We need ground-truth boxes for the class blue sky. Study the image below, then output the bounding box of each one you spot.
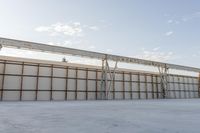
[0,0,200,68]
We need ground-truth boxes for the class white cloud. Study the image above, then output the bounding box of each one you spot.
[35,22,99,37]
[106,49,113,53]
[152,47,160,51]
[88,26,99,31]
[35,26,51,32]
[167,19,180,24]
[167,20,173,23]
[135,48,175,62]
[166,11,200,27]
[165,31,174,36]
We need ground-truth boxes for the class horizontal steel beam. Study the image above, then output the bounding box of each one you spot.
[0,37,200,72]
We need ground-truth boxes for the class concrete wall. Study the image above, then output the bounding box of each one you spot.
[0,56,199,101]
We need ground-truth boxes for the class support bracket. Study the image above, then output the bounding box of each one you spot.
[158,65,169,98]
[100,55,118,100]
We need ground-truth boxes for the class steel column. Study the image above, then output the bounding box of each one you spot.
[0,61,6,101]
[199,73,200,98]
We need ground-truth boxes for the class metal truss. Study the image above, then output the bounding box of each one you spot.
[100,55,118,100]
[158,65,169,98]
[0,37,200,99]
[0,37,200,72]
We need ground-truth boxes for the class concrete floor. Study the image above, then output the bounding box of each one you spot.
[0,99,200,133]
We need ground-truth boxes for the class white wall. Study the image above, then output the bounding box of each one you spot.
[0,59,199,101]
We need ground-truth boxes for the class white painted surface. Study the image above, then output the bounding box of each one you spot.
[0,57,199,101]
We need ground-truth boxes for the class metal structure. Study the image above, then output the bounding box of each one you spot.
[0,37,200,99]
[0,56,199,101]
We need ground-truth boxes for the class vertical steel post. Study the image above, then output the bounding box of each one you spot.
[0,61,6,101]
[183,77,187,98]
[112,72,115,100]
[198,73,200,98]
[151,75,154,99]
[75,68,78,100]
[130,73,133,99]
[65,66,68,100]
[187,77,190,99]
[122,72,125,100]
[138,74,141,99]
[156,75,159,99]
[86,68,88,100]
[50,65,53,101]
[100,59,105,100]
[19,62,24,101]
[95,69,98,100]
[144,75,148,99]
[35,64,40,101]
[192,78,195,98]
[178,77,181,98]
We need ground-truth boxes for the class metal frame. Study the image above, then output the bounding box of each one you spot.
[158,65,169,98]
[199,73,200,98]
[0,37,200,99]
[65,66,69,100]
[19,62,24,101]
[0,37,200,72]
[0,61,6,100]
[35,64,40,100]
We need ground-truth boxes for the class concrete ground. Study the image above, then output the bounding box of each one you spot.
[0,99,200,133]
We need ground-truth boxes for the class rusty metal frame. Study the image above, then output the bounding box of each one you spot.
[187,77,191,99]
[0,61,6,101]
[130,73,133,99]
[95,69,98,100]
[144,75,148,99]
[198,73,200,98]
[177,77,181,98]
[65,66,68,100]
[122,72,125,100]
[0,59,199,101]
[183,77,186,98]
[138,74,141,99]
[50,65,53,100]
[156,75,159,98]
[112,72,115,100]
[151,75,154,99]
[19,62,24,101]
[35,64,40,100]
[86,68,88,100]
[75,68,78,100]
[192,78,195,98]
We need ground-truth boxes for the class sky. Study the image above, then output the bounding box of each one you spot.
[0,0,200,69]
